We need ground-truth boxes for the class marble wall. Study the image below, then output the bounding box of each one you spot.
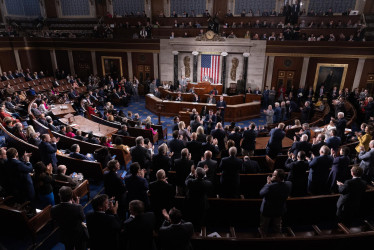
[159,38,266,91]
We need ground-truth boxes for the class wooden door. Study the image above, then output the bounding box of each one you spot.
[275,70,295,90]
[213,0,227,20]
[44,0,58,18]
[95,0,107,17]
[366,74,374,96]
[151,0,164,18]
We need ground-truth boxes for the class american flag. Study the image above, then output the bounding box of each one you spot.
[201,54,220,84]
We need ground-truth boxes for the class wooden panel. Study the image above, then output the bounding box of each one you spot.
[213,0,227,20]
[271,56,303,89]
[305,57,359,91]
[18,50,40,73]
[95,51,128,78]
[0,50,17,72]
[131,52,154,81]
[44,0,58,18]
[55,50,70,75]
[38,50,53,76]
[151,0,164,18]
[95,0,107,17]
[359,59,374,91]
[364,0,374,14]
[73,51,92,81]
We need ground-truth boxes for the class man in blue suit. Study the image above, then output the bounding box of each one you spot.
[39,134,59,172]
[358,140,374,183]
[273,102,282,123]
[266,123,286,159]
[216,96,227,125]
[325,129,341,152]
[307,145,333,195]
[4,148,34,203]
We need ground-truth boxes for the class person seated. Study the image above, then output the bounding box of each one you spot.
[65,126,76,138]
[69,144,94,161]
[74,130,87,141]
[175,93,183,102]
[145,122,157,135]
[87,132,100,144]
[113,137,130,154]
[55,164,79,188]
[117,125,130,136]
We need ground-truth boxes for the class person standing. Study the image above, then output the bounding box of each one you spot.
[216,96,227,125]
[266,123,286,159]
[336,166,368,226]
[284,151,309,197]
[358,140,374,183]
[241,123,257,156]
[259,169,292,236]
[51,186,87,250]
[132,76,139,102]
[218,147,243,198]
[39,134,59,172]
[264,105,274,126]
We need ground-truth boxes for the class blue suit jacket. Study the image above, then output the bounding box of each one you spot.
[325,136,341,152]
[5,158,34,202]
[267,128,285,151]
[259,181,292,217]
[39,141,58,166]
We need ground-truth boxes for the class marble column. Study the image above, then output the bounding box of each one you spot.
[192,51,199,82]
[172,51,179,85]
[299,57,310,88]
[352,58,366,90]
[221,52,228,92]
[266,56,275,87]
[127,52,133,79]
[153,53,159,79]
[50,49,58,73]
[68,50,75,75]
[14,49,21,71]
[242,53,250,88]
[91,51,98,76]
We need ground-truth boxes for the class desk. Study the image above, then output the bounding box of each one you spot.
[146,94,261,122]
[51,104,76,117]
[187,82,223,95]
[59,115,118,138]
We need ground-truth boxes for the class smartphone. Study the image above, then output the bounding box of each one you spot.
[121,170,127,179]
[111,155,116,159]
[72,172,77,178]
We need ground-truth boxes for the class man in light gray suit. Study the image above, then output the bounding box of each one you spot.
[358,140,374,183]
[206,94,216,104]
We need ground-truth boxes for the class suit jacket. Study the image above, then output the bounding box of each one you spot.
[48,123,60,132]
[291,140,312,157]
[210,128,226,151]
[311,141,326,156]
[206,97,216,104]
[325,136,341,152]
[241,129,257,151]
[218,156,242,198]
[228,132,242,151]
[130,145,151,169]
[103,171,126,201]
[259,181,292,217]
[335,118,347,140]
[308,154,333,194]
[197,158,217,183]
[285,159,308,196]
[122,212,156,250]
[216,101,227,115]
[174,158,194,186]
[148,180,175,214]
[151,153,172,180]
[358,148,374,181]
[185,176,213,211]
[201,142,220,159]
[124,174,149,206]
[337,177,367,217]
[241,159,260,174]
[86,211,122,250]
[4,158,34,202]
[69,152,89,161]
[39,141,58,167]
[267,128,285,152]
[51,203,86,244]
[168,138,185,161]
[327,155,351,193]
[158,220,194,250]
[186,140,202,165]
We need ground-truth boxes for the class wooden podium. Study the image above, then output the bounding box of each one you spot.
[187,81,223,95]
[156,102,164,125]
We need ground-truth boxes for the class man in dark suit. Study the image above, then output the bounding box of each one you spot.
[332,112,347,142]
[158,208,194,250]
[300,101,311,124]
[197,150,217,185]
[167,130,185,162]
[290,134,312,157]
[130,136,152,170]
[185,167,213,232]
[201,135,220,160]
[311,133,326,156]
[266,123,286,159]
[336,166,368,226]
[190,115,202,133]
[218,147,243,198]
[241,123,257,156]
[173,148,194,196]
[307,145,333,195]
[124,163,150,209]
[228,126,243,154]
[116,125,130,136]
[171,116,180,132]
[122,200,156,250]
[86,194,122,250]
[4,148,34,203]
[69,144,90,161]
[325,129,341,152]
[39,134,59,172]
[51,186,87,250]
[216,96,227,124]
[203,109,216,134]
[186,132,203,166]
[241,155,260,174]
[285,150,309,197]
[46,117,60,132]
[259,169,292,236]
[148,169,175,228]
[150,144,172,182]
[206,94,216,104]
[210,122,226,151]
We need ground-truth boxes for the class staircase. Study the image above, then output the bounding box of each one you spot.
[364,14,374,41]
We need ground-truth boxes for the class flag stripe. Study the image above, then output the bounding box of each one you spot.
[201,54,220,84]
